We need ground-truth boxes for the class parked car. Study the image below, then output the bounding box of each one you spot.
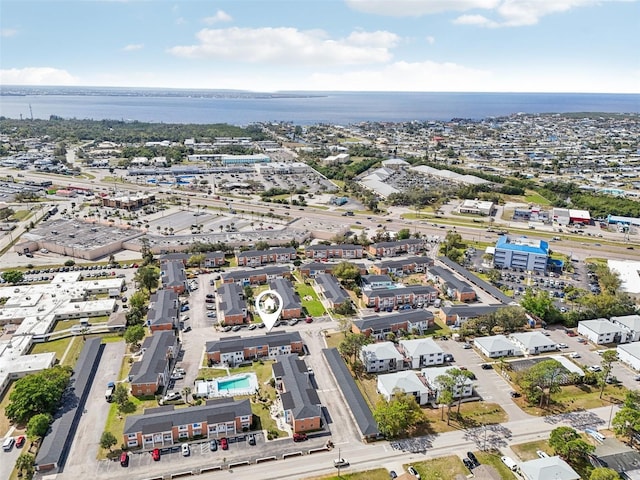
[481,363,492,370]
[510,391,521,398]
[389,471,398,479]
[210,440,218,451]
[589,365,602,372]
[220,437,229,450]
[152,448,161,461]
[462,458,475,470]
[536,450,549,458]
[467,452,479,466]
[557,343,569,349]
[182,443,190,456]
[407,466,421,479]
[120,451,129,467]
[15,435,25,448]
[501,456,518,471]
[569,352,581,358]
[334,458,349,468]
[248,434,256,446]
[293,433,308,442]
[462,343,472,349]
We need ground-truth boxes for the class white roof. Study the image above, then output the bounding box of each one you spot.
[617,341,640,359]
[399,338,443,358]
[520,456,580,480]
[473,334,517,353]
[612,314,640,332]
[421,366,473,386]
[361,342,404,361]
[608,259,640,294]
[377,371,428,396]
[579,318,623,335]
[510,331,557,350]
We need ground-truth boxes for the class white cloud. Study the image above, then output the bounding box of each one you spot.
[0,67,78,85]
[1,28,18,38]
[348,0,636,27]
[305,60,493,91]
[168,27,399,65]
[203,10,232,25]
[426,36,435,45]
[123,44,144,51]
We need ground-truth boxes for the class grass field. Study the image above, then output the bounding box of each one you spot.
[406,455,468,480]
[29,337,73,362]
[524,191,552,206]
[511,439,551,461]
[518,383,628,415]
[476,451,518,478]
[421,402,508,434]
[295,281,326,317]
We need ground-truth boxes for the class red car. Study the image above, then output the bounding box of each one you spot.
[120,452,129,467]
[305,317,313,323]
[293,433,307,442]
[15,435,26,448]
[152,448,161,461]
[220,437,228,450]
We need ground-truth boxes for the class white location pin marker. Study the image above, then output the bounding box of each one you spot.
[255,290,283,333]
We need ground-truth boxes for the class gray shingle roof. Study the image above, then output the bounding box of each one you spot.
[322,348,379,438]
[221,265,290,283]
[124,398,251,435]
[35,338,104,471]
[130,331,178,385]
[273,355,321,420]
[353,310,434,332]
[218,282,247,316]
[237,247,296,259]
[438,256,515,305]
[315,273,350,305]
[161,260,186,288]
[371,239,425,249]
[269,277,301,311]
[148,289,178,327]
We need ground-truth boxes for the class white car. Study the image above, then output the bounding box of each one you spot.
[536,450,549,458]
[569,352,581,358]
[182,443,190,456]
[588,365,602,372]
[557,343,568,349]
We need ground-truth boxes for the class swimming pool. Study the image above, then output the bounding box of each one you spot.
[194,373,259,398]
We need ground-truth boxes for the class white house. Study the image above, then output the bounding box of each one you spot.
[473,335,520,358]
[421,366,474,399]
[611,315,640,343]
[520,456,580,480]
[616,342,640,371]
[510,332,557,355]
[377,371,430,405]
[577,319,627,345]
[399,338,444,369]
[360,342,405,373]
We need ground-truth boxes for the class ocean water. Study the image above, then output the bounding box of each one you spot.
[1,88,638,125]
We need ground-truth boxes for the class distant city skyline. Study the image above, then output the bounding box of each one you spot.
[1,0,639,94]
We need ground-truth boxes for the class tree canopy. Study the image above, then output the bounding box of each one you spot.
[549,426,594,460]
[373,391,425,438]
[1,270,24,285]
[612,391,640,445]
[135,265,160,294]
[26,413,52,440]
[518,359,565,408]
[6,366,72,424]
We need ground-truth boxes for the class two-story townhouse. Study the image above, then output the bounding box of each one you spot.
[272,355,322,433]
[368,238,426,257]
[304,244,364,260]
[236,247,297,267]
[360,342,405,373]
[399,338,444,369]
[360,274,395,290]
[362,285,439,309]
[421,366,474,400]
[577,319,628,344]
[220,266,291,286]
[352,310,435,339]
[123,398,253,448]
[269,277,302,320]
[473,335,519,358]
[370,256,433,276]
[314,273,351,309]
[160,260,188,294]
[216,283,248,326]
[129,331,180,397]
[611,315,640,343]
[299,261,368,278]
[205,332,304,366]
[438,304,503,327]
[377,371,430,405]
[147,289,179,332]
[426,266,476,302]
[159,251,225,268]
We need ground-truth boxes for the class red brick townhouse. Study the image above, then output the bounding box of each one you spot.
[129,331,180,397]
[298,261,368,278]
[352,310,435,339]
[370,256,433,276]
[216,282,248,326]
[236,247,297,267]
[221,266,291,286]
[367,239,426,258]
[160,260,187,294]
[269,277,302,320]
[426,266,476,302]
[361,284,439,310]
[272,355,322,433]
[147,289,179,332]
[205,331,304,367]
[438,304,502,326]
[159,251,225,268]
[123,398,252,449]
[304,244,364,260]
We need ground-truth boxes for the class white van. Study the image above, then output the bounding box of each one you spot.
[501,456,518,471]
[3,436,15,451]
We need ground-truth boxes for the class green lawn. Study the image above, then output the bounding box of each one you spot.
[295,281,326,317]
[519,384,628,416]
[420,402,508,434]
[405,456,468,480]
[475,451,517,479]
[524,191,552,206]
[511,439,551,461]
[29,337,73,362]
[10,209,32,221]
[324,331,345,350]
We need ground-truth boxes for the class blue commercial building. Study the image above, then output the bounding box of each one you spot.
[493,236,549,273]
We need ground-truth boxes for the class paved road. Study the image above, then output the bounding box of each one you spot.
[60,340,126,478]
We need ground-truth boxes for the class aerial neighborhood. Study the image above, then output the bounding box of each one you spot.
[1,113,640,480]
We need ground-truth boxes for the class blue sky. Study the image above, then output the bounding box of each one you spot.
[1,0,639,93]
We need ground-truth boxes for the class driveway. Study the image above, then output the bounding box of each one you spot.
[57,340,126,479]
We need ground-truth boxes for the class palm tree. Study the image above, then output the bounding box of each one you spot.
[182,386,192,404]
